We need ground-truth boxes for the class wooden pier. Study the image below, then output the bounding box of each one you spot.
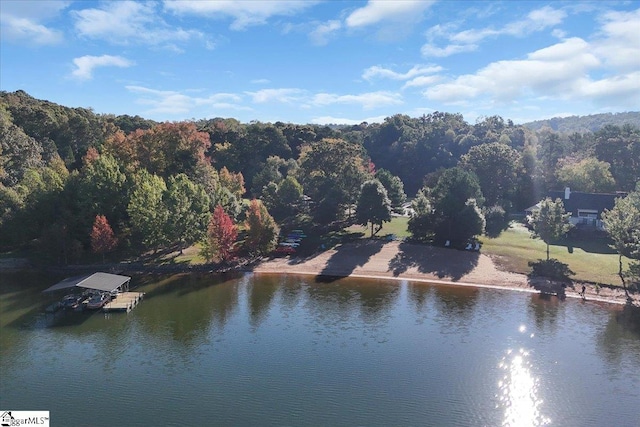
[103,292,144,312]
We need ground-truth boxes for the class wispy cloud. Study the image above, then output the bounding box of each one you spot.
[72,55,134,80]
[72,1,205,48]
[311,115,387,125]
[346,0,435,28]
[126,85,248,116]
[362,64,442,81]
[245,88,307,104]
[0,0,68,45]
[312,91,403,110]
[309,20,342,45]
[164,0,320,30]
[345,0,436,40]
[423,5,567,57]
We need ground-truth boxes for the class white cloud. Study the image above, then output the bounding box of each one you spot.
[0,0,68,45]
[72,55,134,80]
[246,88,307,104]
[362,64,442,81]
[421,36,639,109]
[423,5,567,57]
[126,85,248,116]
[72,1,203,47]
[164,0,320,30]
[592,8,640,71]
[421,43,478,57]
[312,91,403,110]
[311,115,387,125]
[309,20,342,45]
[346,0,434,28]
[402,75,442,89]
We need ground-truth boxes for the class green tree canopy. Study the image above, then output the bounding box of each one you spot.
[601,190,640,294]
[355,179,392,237]
[529,198,572,260]
[297,138,370,223]
[244,199,279,255]
[459,142,520,208]
[430,167,485,244]
[556,157,616,193]
[127,169,168,251]
[164,173,210,253]
[374,169,406,209]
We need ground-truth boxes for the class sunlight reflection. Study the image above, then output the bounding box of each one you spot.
[498,348,551,427]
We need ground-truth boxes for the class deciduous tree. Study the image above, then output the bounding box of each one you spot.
[355,180,392,237]
[90,214,117,261]
[205,205,238,262]
[164,174,210,254]
[128,170,168,251]
[244,199,279,255]
[601,189,640,295]
[530,198,572,261]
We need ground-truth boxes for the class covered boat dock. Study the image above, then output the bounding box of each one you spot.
[43,272,132,294]
[43,272,143,312]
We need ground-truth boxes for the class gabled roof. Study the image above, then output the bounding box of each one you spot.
[43,272,131,293]
[547,191,624,216]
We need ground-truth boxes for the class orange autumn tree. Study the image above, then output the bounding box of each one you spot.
[90,214,118,262]
[244,199,279,255]
[205,205,238,262]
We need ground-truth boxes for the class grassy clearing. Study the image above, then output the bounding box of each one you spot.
[345,216,411,239]
[480,222,631,286]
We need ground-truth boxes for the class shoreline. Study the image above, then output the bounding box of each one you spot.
[252,240,639,307]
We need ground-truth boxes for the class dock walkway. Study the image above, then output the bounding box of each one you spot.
[103,292,144,312]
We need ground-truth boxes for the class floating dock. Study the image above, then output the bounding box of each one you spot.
[103,292,144,312]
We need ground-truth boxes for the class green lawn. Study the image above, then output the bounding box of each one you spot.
[480,222,631,286]
[345,216,411,239]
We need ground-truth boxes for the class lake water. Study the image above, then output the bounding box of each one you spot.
[1,272,639,427]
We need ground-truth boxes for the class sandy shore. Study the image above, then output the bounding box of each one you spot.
[253,240,639,306]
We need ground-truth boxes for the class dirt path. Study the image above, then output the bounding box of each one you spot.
[253,240,639,306]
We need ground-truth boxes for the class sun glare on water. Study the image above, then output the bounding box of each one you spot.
[497,327,551,427]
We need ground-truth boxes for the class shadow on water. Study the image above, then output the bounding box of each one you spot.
[316,239,385,283]
[247,274,281,328]
[596,303,640,367]
[141,271,242,298]
[388,242,479,281]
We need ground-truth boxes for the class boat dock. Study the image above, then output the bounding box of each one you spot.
[103,292,144,312]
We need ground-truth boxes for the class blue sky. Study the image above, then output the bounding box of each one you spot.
[1,1,639,125]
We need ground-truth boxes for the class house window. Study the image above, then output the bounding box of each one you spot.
[577,209,598,218]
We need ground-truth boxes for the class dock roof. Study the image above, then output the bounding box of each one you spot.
[43,272,131,293]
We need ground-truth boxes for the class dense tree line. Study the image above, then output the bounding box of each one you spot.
[1,90,638,266]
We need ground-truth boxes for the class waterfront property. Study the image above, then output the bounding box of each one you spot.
[2,273,639,426]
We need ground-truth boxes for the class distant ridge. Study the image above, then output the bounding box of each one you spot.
[523,112,640,133]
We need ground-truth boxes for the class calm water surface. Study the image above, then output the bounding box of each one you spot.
[1,273,639,426]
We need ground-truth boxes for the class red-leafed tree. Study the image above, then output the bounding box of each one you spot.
[90,214,118,262]
[206,205,238,262]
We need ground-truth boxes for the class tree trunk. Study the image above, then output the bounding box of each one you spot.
[619,254,629,298]
[371,222,374,238]
[546,242,550,261]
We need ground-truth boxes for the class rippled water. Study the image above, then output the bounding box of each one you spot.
[1,273,639,426]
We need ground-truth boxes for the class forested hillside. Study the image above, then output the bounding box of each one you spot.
[1,90,639,263]
[523,112,640,133]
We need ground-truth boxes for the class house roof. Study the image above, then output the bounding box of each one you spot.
[547,191,624,216]
[43,272,131,293]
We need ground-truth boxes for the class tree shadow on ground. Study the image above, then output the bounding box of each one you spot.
[387,242,479,281]
[526,259,576,299]
[316,239,385,283]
